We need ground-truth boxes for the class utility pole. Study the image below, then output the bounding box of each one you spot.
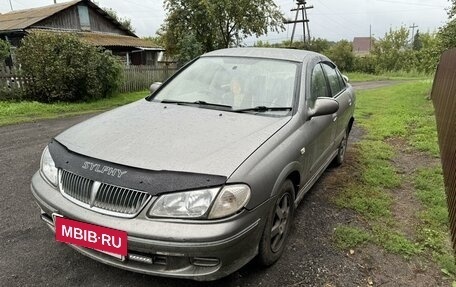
[369,24,372,51]
[8,0,13,11]
[284,0,313,45]
[409,23,418,44]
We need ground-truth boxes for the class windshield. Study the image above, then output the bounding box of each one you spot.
[152,56,298,114]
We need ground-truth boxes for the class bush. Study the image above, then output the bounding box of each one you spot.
[17,31,123,102]
[324,40,355,72]
[0,38,10,62]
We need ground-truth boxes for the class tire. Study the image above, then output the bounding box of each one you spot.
[333,130,349,166]
[258,179,295,266]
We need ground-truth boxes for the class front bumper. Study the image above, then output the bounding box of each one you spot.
[31,172,270,281]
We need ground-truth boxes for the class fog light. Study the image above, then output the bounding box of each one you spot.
[191,257,220,267]
[128,253,153,264]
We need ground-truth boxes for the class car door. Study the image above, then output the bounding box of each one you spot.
[320,62,351,147]
[301,63,337,180]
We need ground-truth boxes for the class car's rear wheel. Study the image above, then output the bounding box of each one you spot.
[333,130,349,166]
[258,179,295,266]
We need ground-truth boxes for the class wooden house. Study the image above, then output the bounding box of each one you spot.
[0,0,164,66]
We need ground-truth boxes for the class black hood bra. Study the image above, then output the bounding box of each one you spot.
[48,140,227,195]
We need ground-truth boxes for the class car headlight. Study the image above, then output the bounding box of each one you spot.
[149,184,251,219]
[40,146,58,186]
[149,188,220,218]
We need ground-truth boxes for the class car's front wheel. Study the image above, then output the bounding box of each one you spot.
[258,179,295,266]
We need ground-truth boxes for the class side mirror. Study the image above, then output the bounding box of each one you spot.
[149,82,162,94]
[308,98,339,120]
[342,75,350,83]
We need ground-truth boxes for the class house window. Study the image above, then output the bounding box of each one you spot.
[78,5,91,31]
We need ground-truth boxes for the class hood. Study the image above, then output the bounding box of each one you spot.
[55,99,291,177]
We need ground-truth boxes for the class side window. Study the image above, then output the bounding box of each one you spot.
[309,64,328,107]
[336,69,347,88]
[321,63,342,97]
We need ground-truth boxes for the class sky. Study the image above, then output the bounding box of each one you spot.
[0,0,451,44]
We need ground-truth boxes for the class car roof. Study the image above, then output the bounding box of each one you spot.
[202,47,323,63]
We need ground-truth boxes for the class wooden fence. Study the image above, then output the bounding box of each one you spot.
[431,48,456,253]
[0,66,27,100]
[0,65,178,100]
[120,65,177,93]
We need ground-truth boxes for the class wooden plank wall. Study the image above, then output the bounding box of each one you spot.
[33,6,81,30]
[431,48,456,253]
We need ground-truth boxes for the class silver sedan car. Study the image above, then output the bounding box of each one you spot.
[31,48,355,281]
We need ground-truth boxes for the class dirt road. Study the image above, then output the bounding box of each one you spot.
[351,80,409,91]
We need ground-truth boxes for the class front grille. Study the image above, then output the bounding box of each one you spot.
[60,170,93,204]
[93,183,151,215]
[59,170,151,218]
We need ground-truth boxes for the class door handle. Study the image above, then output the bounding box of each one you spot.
[348,99,352,106]
[332,115,338,122]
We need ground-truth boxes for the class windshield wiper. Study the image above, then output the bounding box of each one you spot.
[161,100,232,109]
[232,106,293,113]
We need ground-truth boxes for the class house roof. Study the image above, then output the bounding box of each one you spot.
[0,0,136,36]
[0,0,79,32]
[77,32,163,50]
[0,0,81,31]
[26,29,163,50]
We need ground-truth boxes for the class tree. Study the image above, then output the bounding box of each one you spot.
[17,31,123,102]
[412,30,423,51]
[102,7,135,33]
[438,18,456,50]
[370,27,411,72]
[161,0,285,61]
[448,0,456,18]
[438,0,456,50]
[415,32,441,73]
[254,38,332,53]
[254,40,274,48]
[324,40,354,72]
[203,0,285,48]
[176,32,204,65]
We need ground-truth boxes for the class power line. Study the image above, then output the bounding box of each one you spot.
[374,0,447,9]
[313,0,361,36]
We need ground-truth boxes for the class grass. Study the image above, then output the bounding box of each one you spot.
[333,80,455,275]
[0,90,148,126]
[334,226,371,249]
[414,167,456,275]
[346,71,432,82]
